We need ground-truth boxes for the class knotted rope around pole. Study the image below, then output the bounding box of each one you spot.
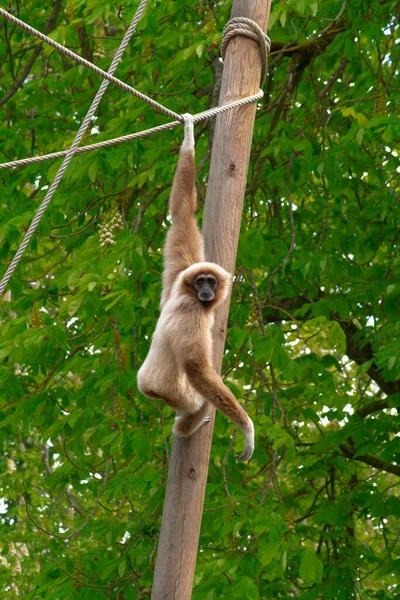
[221,17,271,83]
[0,0,149,295]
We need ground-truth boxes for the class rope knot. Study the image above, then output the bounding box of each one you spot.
[221,17,271,83]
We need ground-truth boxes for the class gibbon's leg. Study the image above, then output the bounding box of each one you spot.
[184,361,254,461]
[140,385,190,413]
[161,113,204,307]
[173,403,211,437]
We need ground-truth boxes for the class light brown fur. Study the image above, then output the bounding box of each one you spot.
[137,115,254,461]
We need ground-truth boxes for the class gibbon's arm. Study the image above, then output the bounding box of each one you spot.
[183,356,255,462]
[161,114,204,307]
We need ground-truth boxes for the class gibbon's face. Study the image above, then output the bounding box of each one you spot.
[194,273,217,302]
[179,262,231,308]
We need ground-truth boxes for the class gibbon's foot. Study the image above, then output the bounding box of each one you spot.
[235,419,255,462]
[173,408,210,437]
[172,417,211,437]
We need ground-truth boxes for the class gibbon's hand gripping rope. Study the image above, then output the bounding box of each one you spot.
[0,9,270,294]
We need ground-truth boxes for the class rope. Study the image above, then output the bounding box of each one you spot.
[221,17,271,83]
[0,0,149,295]
[0,90,263,171]
[0,8,270,293]
[0,7,181,121]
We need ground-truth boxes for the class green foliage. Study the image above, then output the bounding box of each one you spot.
[0,0,399,598]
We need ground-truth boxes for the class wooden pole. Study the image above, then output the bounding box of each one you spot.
[151,2,272,598]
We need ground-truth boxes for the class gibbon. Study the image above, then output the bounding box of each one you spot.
[137,114,254,461]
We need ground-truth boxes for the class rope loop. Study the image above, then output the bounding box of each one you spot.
[221,17,271,83]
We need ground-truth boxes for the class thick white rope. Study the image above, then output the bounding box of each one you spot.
[0,0,149,295]
[0,90,263,171]
[0,15,272,173]
[0,7,180,121]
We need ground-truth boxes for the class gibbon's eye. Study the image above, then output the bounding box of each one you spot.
[196,277,205,286]
[207,277,216,287]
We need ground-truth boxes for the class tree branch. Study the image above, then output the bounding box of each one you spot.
[340,444,400,477]
[357,399,389,418]
[262,298,399,411]
[270,24,346,59]
[337,319,400,396]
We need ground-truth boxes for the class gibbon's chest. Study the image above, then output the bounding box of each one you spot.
[156,301,214,349]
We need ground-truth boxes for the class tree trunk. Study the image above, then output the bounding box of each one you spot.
[151,2,272,598]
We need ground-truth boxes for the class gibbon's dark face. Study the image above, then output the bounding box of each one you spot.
[194,274,217,302]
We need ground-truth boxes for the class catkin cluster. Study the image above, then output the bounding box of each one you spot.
[99,205,124,247]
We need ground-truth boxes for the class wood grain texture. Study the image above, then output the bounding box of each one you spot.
[151,2,272,598]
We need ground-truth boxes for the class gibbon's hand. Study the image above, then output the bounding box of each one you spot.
[182,113,194,150]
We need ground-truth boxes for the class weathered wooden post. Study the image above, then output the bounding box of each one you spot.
[151,1,272,597]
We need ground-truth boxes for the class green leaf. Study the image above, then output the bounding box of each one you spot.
[196,44,204,58]
[355,359,373,376]
[100,561,118,581]
[259,542,281,566]
[0,347,10,362]
[118,559,126,578]
[104,291,126,311]
[296,0,305,15]
[83,426,97,442]
[328,321,346,354]
[132,251,147,274]
[300,549,323,584]
[67,409,83,427]
[68,271,82,289]
[68,296,84,317]
[88,161,97,182]
[229,326,246,349]
[382,125,393,143]
[0,224,10,247]
[231,577,259,599]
